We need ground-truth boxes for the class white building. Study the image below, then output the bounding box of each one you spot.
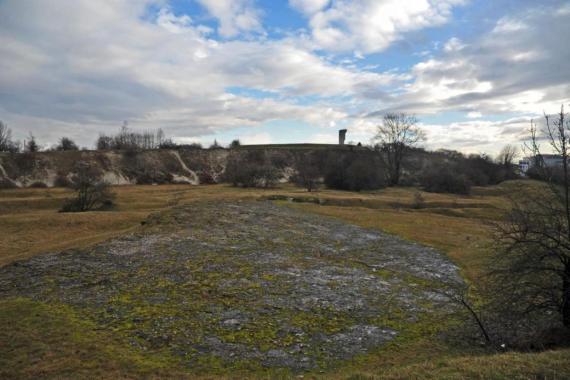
[519,154,565,175]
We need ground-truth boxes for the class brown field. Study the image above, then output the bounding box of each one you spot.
[1,181,569,379]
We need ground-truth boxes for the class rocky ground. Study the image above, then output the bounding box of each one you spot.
[0,201,462,372]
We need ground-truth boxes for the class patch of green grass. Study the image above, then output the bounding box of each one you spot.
[0,298,188,379]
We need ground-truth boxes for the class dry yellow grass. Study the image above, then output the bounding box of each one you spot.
[0,183,509,278]
[2,181,569,379]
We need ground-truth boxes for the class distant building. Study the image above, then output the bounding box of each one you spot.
[519,154,565,176]
[339,129,347,145]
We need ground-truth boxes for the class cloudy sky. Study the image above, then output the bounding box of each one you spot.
[1,0,569,153]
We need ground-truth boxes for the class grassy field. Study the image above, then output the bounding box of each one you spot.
[1,181,569,379]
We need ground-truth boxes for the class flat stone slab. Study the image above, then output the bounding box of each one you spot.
[0,201,461,371]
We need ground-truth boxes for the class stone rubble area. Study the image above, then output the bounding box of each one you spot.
[0,201,461,371]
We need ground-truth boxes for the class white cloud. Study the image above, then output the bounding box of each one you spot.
[196,0,263,37]
[443,37,466,53]
[374,3,570,117]
[289,0,330,15]
[0,0,569,155]
[0,0,393,146]
[302,0,466,53]
[492,17,528,34]
[422,117,532,155]
[156,8,193,34]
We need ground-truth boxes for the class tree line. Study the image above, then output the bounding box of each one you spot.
[0,122,241,153]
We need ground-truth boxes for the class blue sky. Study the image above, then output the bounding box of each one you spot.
[1,0,569,154]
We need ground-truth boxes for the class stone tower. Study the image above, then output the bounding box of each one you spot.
[339,129,347,145]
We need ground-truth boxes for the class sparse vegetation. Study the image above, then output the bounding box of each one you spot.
[60,161,115,212]
[491,107,570,334]
[2,181,570,378]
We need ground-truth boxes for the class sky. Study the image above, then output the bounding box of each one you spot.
[1,0,569,154]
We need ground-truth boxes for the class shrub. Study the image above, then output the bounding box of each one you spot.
[324,152,385,191]
[420,165,472,195]
[0,178,18,189]
[55,137,79,151]
[198,170,216,185]
[60,162,115,212]
[29,181,48,188]
[291,152,321,192]
[54,174,72,188]
[223,151,280,188]
[411,191,425,209]
[135,170,173,185]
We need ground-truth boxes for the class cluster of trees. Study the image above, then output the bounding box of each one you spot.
[96,124,167,151]
[0,122,43,153]
[1,121,241,154]
[1,121,85,153]
[418,149,518,195]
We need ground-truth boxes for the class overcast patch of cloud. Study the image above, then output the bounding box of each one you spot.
[378,3,570,117]
[0,0,393,146]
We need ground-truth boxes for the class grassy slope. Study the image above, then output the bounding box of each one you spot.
[1,182,569,379]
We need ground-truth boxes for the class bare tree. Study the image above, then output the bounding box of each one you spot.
[493,105,570,329]
[374,113,425,186]
[497,144,518,169]
[496,144,519,179]
[0,121,12,152]
[60,161,115,212]
[291,152,320,192]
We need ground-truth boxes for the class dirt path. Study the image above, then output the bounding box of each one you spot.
[0,201,461,371]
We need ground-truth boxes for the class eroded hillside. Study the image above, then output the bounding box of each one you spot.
[0,149,229,188]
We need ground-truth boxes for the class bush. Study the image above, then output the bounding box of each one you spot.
[29,181,48,188]
[0,178,18,189]
[459,154,505,186]
[291,152,321,192]
[412,191,425,209]
[324,152,385,191]
[420,165,471,195]
[223,151,280,188]
[135,170,173,185]
[198,170,216,185]
[55,137,79,151]
[54,174,72,188]
[60,162,115,212]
